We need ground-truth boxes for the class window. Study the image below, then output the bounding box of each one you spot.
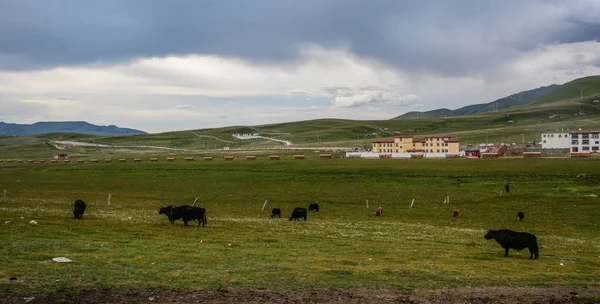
[582,134,589,139]
[593,147,599,151]
[551,134,554,137]
[437,143,439,146]
[583,140,589,145]
[571,134,579,139]
[543,134,546,138]
[543,140,546,143]
[582,146,589,151]
[558,134,561,138]
[572,140,579,145]
[591,134,599,139]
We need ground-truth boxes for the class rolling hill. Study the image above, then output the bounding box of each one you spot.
[0,121,147,136]
[393,84,559,119]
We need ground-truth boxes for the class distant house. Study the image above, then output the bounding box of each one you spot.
[372,135,460,154]
[463,148,481,158]
[53,154,68,159]
[540,131,600,153]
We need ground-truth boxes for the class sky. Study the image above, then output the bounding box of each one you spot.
[1,1,599,133]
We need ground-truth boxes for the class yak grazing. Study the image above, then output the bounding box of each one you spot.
[73,199,86,219]
[290,207,307,221]
[159,205,207,227]
[484,229,538,259]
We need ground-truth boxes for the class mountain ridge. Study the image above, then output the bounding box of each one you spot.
[392,84,559,120]
[0,121,147,136]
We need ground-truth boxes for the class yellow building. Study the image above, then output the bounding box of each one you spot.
[372,136,460,154]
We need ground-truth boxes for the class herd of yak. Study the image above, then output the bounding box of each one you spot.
[71,200,539,259]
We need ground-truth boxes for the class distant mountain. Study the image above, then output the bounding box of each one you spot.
[392,84,559,120]
[0,121,147,136]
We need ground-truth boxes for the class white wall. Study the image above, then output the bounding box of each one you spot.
[541,133,569,149]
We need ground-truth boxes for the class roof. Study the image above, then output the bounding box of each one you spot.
[372,139,394,143]
[569,131,600,134]
[394,136,413,138]
[424,136,452,139]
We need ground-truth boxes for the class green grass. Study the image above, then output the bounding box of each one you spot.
[1,159,599,293]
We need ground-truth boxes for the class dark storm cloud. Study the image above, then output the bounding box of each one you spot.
[1,0,598,75]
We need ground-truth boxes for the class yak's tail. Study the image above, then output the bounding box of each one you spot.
[531,236,539,259]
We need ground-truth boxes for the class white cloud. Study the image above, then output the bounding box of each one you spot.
[332,89,418,108]
[0,45,414,101]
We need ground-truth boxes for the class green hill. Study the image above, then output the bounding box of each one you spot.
[393,84,558,119]
[530,76,600,105]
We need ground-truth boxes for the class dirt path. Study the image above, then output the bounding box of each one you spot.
[1,287,598,304]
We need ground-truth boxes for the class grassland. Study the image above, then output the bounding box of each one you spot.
[1,158,599,298]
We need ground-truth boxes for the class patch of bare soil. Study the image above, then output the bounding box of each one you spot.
[1,287,599,304]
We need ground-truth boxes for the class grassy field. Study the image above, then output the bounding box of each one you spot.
[1,158,599,294]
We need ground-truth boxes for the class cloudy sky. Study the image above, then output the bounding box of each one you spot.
[1,1,599,133]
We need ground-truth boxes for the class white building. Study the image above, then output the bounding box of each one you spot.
[569,131,600,153]
[541,132,569,149]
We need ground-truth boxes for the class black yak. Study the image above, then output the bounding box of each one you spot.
[517,212,525,221]
[73,199,86,219]
[453,209,459,218]
[271,208,281,218]
[159,205,207,227]
[289,207,307,221]
[159,205,178,224]
[376,207,383,216]
[484,229,538,259]
[308,203,319,212]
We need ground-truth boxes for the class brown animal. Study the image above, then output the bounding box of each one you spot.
[453,209,459,217]
[376,207,383,216]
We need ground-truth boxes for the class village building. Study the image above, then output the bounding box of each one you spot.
[372,136,460,154]
[540,131,599,153]
[569,131,600,153]
[463,148,481,158]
